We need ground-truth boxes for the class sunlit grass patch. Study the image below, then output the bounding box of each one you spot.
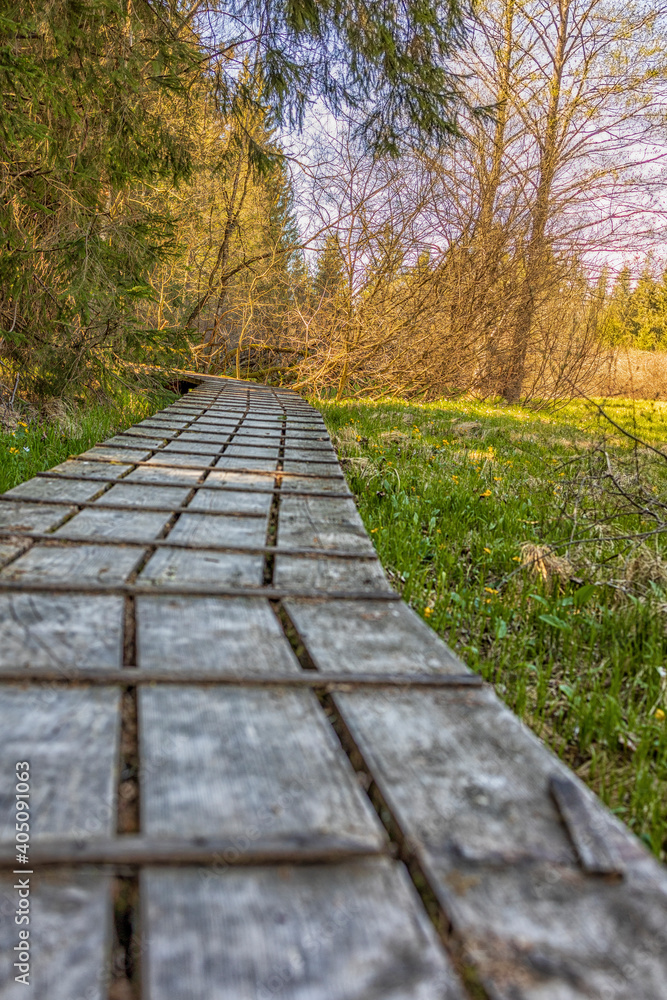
[316,394,667,860]
[0,388,176,494]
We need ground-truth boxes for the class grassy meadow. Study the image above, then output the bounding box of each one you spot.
[0,388,176,495]
[316,395,667,861]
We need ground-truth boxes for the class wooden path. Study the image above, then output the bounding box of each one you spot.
[0,374,666,1000]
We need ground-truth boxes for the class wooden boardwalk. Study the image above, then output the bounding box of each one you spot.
[0,374,666,1000]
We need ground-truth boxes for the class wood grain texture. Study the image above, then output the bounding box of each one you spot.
[0,593,124,667]
[126,466,204,485]
[178,430,233,444]
[118,425,170,438]
[215,456,279,471]
[138,547,264,586]
[0,543,144,583]
[140,687,384,844]
[0,870,113,1000]
[282,459,346,476]
[0,542,25,568]
[100,483,193,508]
[136,421,190,433]
[50,458,133,479]
[0,501,75,533]
[188,487,272,516]
[142,858,463,1000]
[6,476,104,503]
[136,596,298,672]
[146,451,218,468]
[285,598,467,676]
[280,476,352,495]
[205,469,273,489]
[162,440,223,455]
[274,554,389,591]
[0,686,120,839]
[166,512,268,546]
[104,434,166,449]
[55,507,172,541]
[81,445,153,462]
[277,496,374,553]
[334,687,667,999]
[233,429,282,441]
[223,444,281,460]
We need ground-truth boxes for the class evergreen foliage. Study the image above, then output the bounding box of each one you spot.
[601,269,667,351]
[0,0,469,399]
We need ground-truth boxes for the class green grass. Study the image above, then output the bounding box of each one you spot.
[0,388,176,494]
[315,395,667,860]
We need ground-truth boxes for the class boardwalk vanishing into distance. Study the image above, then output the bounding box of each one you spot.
[0,374,666,999]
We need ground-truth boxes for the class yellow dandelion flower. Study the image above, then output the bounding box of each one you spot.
[485,587,498,594]
[479,489,492,497]
[484,547,491,554]
[424,608,433,617]
[655,708,665,722]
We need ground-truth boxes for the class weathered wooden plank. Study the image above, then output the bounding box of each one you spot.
[138,547,264,586]
[0,870,113,1000]
[0,501,76,533]
[136,596,299,672]
[282,459,346,476]
[277,496,374,553]
[136,419,191,431]
[125,466,204,485]
[162,440,223,455]
[98,482,193,508]
[280,476,352,495]
[117,424,170,439]
[0,542,25,568]
[188,486,272,516]
[55,507,172,541]
[177,430,233,444]
[285,598,467,676]
[205,469,272,489]
[223,444,281,459]
[0,543,144,584]
[283,442,336,454]
[6,476,104,503]
[81,445,154,463]
[142,858,463,1000]
[140,687,384,844]
[233,428,282,440]
[50,458,134,480]
[104,434,166,449]
[167,512,268,546]
[0,686,120,839]
[550,775,624,876]
[146,451,218,468]
[192,416,245,426]
[0,594,124,667]
[273,554,390,591]
[215,456,279,471]
[333,687,667,999]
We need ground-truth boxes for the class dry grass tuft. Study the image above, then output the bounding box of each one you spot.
[379,430,410,444]
[521,543,574,585]
[624,547,667,588]
[451,420,482,436]
[0,402,19,433]
[331,425,361,450]
[341,456,375,477]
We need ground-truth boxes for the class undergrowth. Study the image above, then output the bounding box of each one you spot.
[316,395,667,861]
[0,387,176,494]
